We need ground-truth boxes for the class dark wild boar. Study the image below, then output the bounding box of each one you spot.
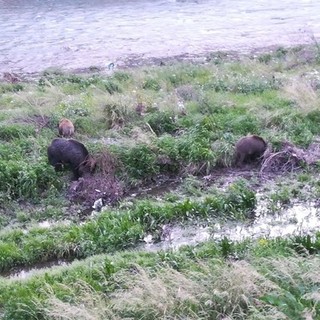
[235,135,267,166]
[47,138,96,180]
[58,118,75,138]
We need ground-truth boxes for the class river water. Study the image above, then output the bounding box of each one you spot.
[1,0,320,74]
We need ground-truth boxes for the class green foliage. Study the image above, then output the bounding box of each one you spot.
[0,124,35,141]
[291,234,317,254]
[157,135,180,161]
[203,73,279,95]
[221,112,260,135]
[74,117,107,136]
[219,236,234,258]
[258,53,273,64]
[258,47,289,64]
[305,109,320,135]
[163,64,211,87]
[0,83,23,93]
[193,104,261,136]
[2,236,320,320]
[261,291,306,319]
[0,184,257,273]
[224,179,256,216]
[206,51,231,65]
[0,159,62,201]
[103,102,135,129]
[0,242,24,271]
[211,135,235,167]
[146,111,178,135]
[117,144,159,179]
[268,184,301,212]
[2,45,320,320]
[38,72,102,89]
[57,101,91,118]
[155,118,221,173]
[113,71,132,82]
[142,78,161,91]
[103,79,122,94]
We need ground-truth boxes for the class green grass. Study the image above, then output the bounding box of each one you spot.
[1,235,320,319]
[1,44,320,319]
[0,180,256,273]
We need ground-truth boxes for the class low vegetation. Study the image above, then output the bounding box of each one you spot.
[1,235,320,320]
[1,44,320,319]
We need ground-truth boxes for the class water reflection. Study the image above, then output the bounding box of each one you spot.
[4,202,320,280]
[143,203,320,252]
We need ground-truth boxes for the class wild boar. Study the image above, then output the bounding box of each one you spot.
[235,135,267,166]
[47,138,96,180]
[58,118,75,138]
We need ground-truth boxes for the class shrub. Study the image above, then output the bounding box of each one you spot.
[0,159,62,201]
[0,124,35,141]
[74,117,107,136]
[214,111,261,135]
[38,72,101,89]
[103,80,122,94]
[203,74,279,94]
[146,111,178,135]
[113,71,131,82]
[104,103,133,129]
[225,179,256,216]
[117,144,159,180]
[142,78,161,91]
[305,110,320,135]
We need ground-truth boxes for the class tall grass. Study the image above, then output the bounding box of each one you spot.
[2,237,320,320]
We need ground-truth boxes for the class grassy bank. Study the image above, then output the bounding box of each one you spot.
[1,45,320,209]
[1,44,320,319]
[1,235,320,319]
[0,180,255,273]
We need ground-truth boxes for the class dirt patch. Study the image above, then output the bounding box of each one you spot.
[68,175,124,208]
[67,150,124,210]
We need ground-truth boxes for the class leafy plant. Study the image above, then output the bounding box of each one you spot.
[0,124,35,141]
[117,144,159,180]
[142,78,161,91]
[146,111,178,135]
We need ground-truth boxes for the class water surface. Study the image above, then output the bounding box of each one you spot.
[1,0,320,74]
[4,201,319,280]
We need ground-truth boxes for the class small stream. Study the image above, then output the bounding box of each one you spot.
[5,200,320,280]
[2,259,69,280]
